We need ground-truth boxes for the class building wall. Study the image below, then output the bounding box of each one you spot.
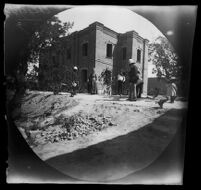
[148,77,167,95]
[75,27,96,90]
[39,21,149,95]
[94,22,118,76]
[112,31,149,95]
[142,39,149,95]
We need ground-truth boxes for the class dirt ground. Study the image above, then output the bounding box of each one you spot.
[12,90,187,182]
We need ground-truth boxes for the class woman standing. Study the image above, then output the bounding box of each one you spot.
[89,69,97,94]
[166,79,177,103]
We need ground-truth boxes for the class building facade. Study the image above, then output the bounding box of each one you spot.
[39,21,149,95]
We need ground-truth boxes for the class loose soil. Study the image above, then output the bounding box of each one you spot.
[12,90,187,182]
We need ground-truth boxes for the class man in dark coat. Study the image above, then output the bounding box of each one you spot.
[128,59,139,101]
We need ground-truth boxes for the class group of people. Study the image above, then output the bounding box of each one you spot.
[70,67,98,97]
[70,59,177,105]
[117,59,144,101]
[70,59,144,100]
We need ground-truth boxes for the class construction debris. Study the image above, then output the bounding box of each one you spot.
[26,112,117,147]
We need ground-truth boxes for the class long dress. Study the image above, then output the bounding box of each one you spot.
[166,82,177,102]
[90,73,97,94]
[167,82,177,97]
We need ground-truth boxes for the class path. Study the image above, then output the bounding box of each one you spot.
[46,108,186,182]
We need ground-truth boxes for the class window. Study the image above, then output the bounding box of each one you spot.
[106,44,112,58]
[122,47,127,60]
[82,43,88,56]
[137,49,141,63]
[66,48,71,59]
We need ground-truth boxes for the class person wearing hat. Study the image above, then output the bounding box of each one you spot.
[70,66,79,97]
[128,59,139,101]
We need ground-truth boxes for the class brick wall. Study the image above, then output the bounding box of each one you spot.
[39,22,149,94]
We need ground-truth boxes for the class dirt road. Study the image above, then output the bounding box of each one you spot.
[13,91,187,182]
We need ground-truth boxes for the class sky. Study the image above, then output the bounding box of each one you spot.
[55,6,165,77]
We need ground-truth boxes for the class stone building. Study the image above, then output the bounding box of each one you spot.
[39,21,149,95]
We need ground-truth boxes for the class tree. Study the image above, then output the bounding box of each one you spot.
[27,16,74,91]
[100,68,112,95]
[28,16,74,63]
[148,36,182,81]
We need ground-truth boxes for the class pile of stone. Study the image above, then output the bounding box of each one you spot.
[33,112,116,145]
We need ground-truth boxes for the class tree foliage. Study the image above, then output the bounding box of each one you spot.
[100,68,112,87]
[148,36,182,80]
[28,16,74,63]
[26,16,74,91]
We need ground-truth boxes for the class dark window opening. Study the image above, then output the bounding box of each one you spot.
[137,49,141,63]
[82,43,88,56]
[67,48,71,59]
[122,47,127,60]
[106,44,112,58]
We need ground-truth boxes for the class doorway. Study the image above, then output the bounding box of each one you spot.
[80,69,88,92]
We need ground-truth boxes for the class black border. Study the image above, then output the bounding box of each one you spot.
[2,0,200,186]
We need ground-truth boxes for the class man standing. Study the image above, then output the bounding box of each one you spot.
[136,70,144,98]
[128,59,139,101]
[70,66,79,97]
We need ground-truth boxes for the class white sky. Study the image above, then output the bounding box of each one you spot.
[56,6,164,77]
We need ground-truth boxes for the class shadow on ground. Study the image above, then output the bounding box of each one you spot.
[95,95,150,102]
[46,108,186,182]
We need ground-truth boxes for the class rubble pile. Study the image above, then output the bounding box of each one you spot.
[31,112,117,146]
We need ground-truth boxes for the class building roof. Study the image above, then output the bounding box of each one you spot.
[60,21,146,42]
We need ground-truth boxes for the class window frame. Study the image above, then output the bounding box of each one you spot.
[82,43,88,57]
[106,43,113,58]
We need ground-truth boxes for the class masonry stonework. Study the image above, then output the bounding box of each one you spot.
[39,21,149,95]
